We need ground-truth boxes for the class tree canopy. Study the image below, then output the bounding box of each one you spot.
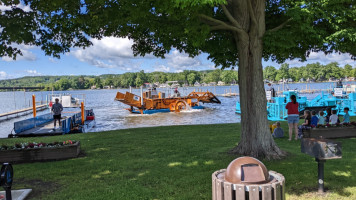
[2,0,355,63]
[2,0,355,159]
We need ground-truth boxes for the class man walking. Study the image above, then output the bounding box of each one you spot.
[51,98,63,130]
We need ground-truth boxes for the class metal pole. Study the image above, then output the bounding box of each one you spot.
[140,86,143,106]
[6,187,12,200]
[316,158,325,193]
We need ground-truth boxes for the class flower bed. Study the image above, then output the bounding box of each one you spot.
[0,140,80,163]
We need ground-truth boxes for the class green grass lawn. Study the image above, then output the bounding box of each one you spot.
[0,120,356,200]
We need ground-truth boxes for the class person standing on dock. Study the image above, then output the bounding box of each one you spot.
[52,98,63,130]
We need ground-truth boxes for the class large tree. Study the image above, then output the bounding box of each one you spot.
[2,0,356,159]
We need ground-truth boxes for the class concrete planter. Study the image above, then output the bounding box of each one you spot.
[0,142,80,163]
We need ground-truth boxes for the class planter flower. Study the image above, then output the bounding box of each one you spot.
[0,140,81,163]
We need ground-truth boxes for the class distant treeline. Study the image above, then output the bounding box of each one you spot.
[0,70,238,90]
[0,62,355,91]
[264,62,355,82]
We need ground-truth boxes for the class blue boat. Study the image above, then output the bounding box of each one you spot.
[130,106,205,114]
[10,109,96,137]
[236,89,356,121]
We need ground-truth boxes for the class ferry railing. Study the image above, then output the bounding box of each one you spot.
[14,113,53,133]
[48,94,86,108]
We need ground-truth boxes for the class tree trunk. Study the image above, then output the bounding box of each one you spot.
[229,0,286,160]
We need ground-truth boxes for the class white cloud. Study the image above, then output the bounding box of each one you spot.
[71,37,210,72]
[1,44,37,62]
[24,70,41,76]
[0,3,32,12]
[0,71,8,80]
[286,52,355,67]
[165,50,201,71]
[71,37,141,70]
[153,65,170,72]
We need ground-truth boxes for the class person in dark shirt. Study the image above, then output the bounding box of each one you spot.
[310,110,318,127]
[298,110,311,138]
[325,107,332,123]
[51,98,63,130]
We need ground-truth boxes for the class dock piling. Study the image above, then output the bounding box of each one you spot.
[32,95,36,118]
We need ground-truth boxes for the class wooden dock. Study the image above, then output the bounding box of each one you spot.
[0,104,48,118]
[216,93,239,97]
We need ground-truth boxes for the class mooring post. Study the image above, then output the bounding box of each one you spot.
[316,158,326,193]
[140,86,143,106]
[81,102,85,125]
[32,95,36,118]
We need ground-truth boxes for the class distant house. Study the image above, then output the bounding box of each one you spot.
[103,85,115,89]
[217,81,225,86]
[209,82,217,86]
[143,83,151,88]
[91,85,97,90]
[299,78,305,82]
[287,78,293,83]
[194,81,201,87]
[328,77,336,82]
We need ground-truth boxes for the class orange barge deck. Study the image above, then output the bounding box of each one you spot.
[115,90,221,114]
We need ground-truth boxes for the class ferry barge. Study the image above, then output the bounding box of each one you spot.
[9,94,95,138]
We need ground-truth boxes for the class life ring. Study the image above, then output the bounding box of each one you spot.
[174,101,187,112]
[49,101,53,107]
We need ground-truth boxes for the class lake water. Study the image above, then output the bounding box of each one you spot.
[0,82,354,138]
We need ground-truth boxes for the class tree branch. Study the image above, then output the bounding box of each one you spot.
[210,25,228,31]
[199,14,245,34]
[220,4,244,31]
[266,18,292,34]
[246,0,257,27]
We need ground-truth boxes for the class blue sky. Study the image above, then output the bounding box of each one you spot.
[1,37,355,80]
[1,2,355,80]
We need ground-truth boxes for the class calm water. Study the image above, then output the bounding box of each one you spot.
[0,82,353,138]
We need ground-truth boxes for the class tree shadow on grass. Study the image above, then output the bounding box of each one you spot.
[284,138,356,199]
[14,178,61,200]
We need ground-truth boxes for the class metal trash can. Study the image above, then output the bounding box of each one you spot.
[212,157,285,200]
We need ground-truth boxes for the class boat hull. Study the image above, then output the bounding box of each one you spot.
[131,106,205,114]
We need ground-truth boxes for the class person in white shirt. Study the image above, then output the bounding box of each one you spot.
[329,110,339,124]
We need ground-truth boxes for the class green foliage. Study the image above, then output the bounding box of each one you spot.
[3,0,354,66]
[220,70,238,84]
[0,61,353,91]
[264,62,355,82]
[1,118,356,199]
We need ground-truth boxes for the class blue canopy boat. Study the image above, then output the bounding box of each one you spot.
[236,88,356,121]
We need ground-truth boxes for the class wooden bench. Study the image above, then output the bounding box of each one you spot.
[304,126,356,139]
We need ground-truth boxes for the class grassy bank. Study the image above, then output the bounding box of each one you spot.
[1,121,356,200]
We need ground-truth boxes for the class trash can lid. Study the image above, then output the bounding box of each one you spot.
[225,156,270,184]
